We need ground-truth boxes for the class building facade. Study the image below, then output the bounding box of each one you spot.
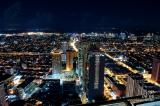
[151,59,160,83]
[126,73,160,97]
[51,50,62,75]
[66,50,77,71]
[86,52,105,101]
[126,74,144,97]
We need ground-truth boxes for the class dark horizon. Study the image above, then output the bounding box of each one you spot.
[0,0,160,32]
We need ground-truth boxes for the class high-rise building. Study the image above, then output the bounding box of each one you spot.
[51,50,62,75]
[43,79,61,105]
[73,57,78,73]
[126,74,160,98]
[78,42,90,77]
[62,80,76,95]
[126,74,144,97]
[61,41,69,53]
[61,53,67,70]
[66,50,77,71]
[0,83,8,106]
[86,51,105,101]
[151,59,160,83]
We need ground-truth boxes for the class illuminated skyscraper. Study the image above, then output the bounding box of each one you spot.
[78,42,90,77]
[51,50,62,75]
[73,57,78,73]
[86,51,105,101]
[66,50,77,71]
[151,59,160,83]
[61,41,69,53]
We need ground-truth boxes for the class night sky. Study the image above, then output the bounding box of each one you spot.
[0,0,160,32]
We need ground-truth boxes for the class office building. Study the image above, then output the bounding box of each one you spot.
[51,50,62,74]
[73,57,78,73]
[0,73,13,106]
[66,50,77,71]
[126,74,144,97]
[0,83,8,106]
[61,53,67,70]
[86,51,105,101]
[61,41,69,53]
[43,79,61,105]
[78,42,89,76]
[62,80,76,95]
[126,73,160,97]
[151,59,160,83]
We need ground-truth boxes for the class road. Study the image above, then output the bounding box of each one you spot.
[70,39,78,52]
[101,48,160,87]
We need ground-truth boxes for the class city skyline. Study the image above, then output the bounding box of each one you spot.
[0,32,159,106]
[0,0,160,106]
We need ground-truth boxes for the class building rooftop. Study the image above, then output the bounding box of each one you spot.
[139,82,160,91]
[129,73,143,80]
[0,73,12,82]
[115,83,126,91]
[17,77,34,88]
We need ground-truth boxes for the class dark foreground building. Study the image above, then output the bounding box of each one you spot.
[86,50,105,102]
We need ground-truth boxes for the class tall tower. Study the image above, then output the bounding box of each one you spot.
[151,59,160,83]
[51,50,62,75]
[78,42,90,77]
[126,73,160,97]
[61,41,69,53]
[66,50,77,71]
[73,57,78,73]
[86,51,105,101]
[126,74,143,97]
